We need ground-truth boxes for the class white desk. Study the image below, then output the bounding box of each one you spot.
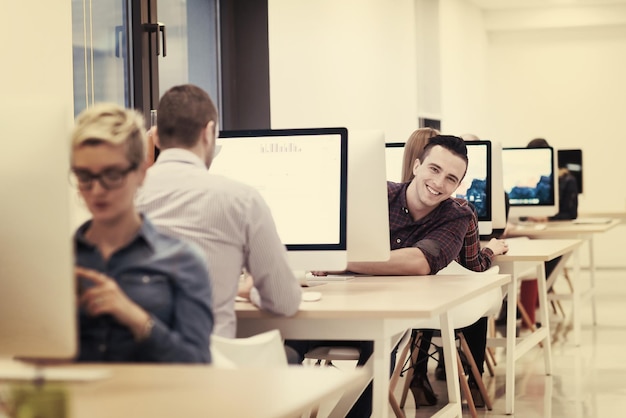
[35,364,365,418]
[578,211,626,223]
[491,238,582,415]
[506,220,618,335]
[236,274,511,418]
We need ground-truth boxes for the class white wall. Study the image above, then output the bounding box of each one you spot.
[480,7,626,267]
[268,0,419,141]
[485,25,626,213]
[439,0,489,136]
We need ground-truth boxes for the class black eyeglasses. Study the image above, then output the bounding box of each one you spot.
[70,163,138,191]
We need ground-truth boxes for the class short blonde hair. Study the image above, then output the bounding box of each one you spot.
[71,103,146,166]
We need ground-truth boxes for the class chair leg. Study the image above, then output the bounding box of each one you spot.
[459,332,492,411]
[549,267,571,319]
[399,331,421,408]
[389,393,405,418]
[563,267,574,293]
[484,316,497,377]
[484,348,495,377]
[517,295,545,348]
[517,293,536,330]
[389,331,412,418]
[456,350,477,418]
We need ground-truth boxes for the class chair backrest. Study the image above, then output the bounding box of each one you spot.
[210,329,288,368]
[414,261,503,330]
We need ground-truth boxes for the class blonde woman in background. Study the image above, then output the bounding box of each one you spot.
[71,103,214,363]
[401,127,440,183]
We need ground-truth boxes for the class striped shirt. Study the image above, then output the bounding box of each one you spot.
[136,149,302,338]
[387,181,473,274]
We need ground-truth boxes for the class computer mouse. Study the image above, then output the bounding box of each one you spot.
[301,291,322,302]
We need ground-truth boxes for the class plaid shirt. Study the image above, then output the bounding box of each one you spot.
[388,182,473,274]
[455,199,495,272]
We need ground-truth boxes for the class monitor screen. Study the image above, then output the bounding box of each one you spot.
[558,149,583,194]
[502,147,558,218]
[0,102,77,365]
[453,141,492,228]
[213,128,348,271]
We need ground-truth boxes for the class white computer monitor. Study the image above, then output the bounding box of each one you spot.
[213,128,348,271]
[490,141,508,235]
[0,102,77,370]
[384,142,405,183]
[502,147,559,219]
[347,130,390,262]
[453,141,493,236]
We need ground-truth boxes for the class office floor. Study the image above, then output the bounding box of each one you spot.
[389,268,626,418]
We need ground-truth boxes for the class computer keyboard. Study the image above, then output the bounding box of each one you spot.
[306,273,355,281]
[513,222,547,230]
[572,217,612,224]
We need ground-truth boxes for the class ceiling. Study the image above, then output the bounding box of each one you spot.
[468,0,626,10]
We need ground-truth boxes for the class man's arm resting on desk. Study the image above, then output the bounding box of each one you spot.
[347,247,431,276]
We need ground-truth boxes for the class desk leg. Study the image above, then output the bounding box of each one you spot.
[372,335,391,418]
[505,277,517,415]
[535,264,553,375]
[572,245,582,346]
[440,311,463,418]
[587,236,597,326]
[330,338,378,418]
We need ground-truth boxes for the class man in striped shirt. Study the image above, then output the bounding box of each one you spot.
[135,84,302,339]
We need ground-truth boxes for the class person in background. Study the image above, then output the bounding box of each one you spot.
[400,130,508,407]
[400,127,440,183]
[71,103,213,363]
[526,137,578,222]
[519,138,579,328]
[135,84,302,344]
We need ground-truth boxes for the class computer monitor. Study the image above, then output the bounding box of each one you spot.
[0,102,77,372]
[384,140,495,236]
[489,141,508,236]
[453,141,493,236]
[558,149,583,194]
[347,130,390,262]
[502,147,559,219]
[384,142,405,183]
[213,128,348,272]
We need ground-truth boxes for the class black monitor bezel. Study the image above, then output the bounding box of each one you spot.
[502,146,557,208]
[461,140,493,223]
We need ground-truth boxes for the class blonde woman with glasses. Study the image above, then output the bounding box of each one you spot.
[71,103,214,363]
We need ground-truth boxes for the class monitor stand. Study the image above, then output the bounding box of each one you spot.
[0,357,111,382]
[294,270,325,287]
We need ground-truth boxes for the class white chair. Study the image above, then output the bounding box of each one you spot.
[390,262,503,418]
[211,330,344,418]
[304,346,361,367]
[210,329,288,368]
